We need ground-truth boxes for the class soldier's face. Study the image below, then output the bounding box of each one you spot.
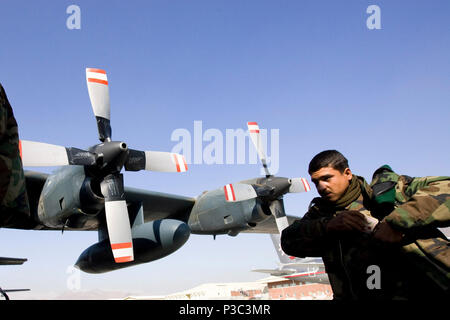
[310,166,353,202]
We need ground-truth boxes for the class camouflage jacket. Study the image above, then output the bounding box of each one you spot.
[370,165,450,294]
[281,169,450,300]
[0,83,32,228]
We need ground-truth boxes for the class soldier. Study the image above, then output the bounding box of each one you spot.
[281,150,450,299]
[0,83,34,229]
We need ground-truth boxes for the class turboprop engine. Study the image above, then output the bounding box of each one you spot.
[36,166,104,230]
[189,122,311,236]
[187,185,272,236]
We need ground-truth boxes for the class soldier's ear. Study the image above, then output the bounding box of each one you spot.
[343,168,353,181]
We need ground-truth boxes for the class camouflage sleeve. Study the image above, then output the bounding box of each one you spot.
[281,206,331,258]
[384,179,450,231]
[0,83,32,228]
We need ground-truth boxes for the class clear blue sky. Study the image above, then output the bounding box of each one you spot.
[0,0,449,299]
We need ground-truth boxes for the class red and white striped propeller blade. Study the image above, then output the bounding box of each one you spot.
[86,68,112,142]
[100,174,134,263]
[144,151,188,173]
[104,200,134,263]
[86,68,110,120]
[288,178,312,193]
[223,183,258,202]
[247,122,270,176]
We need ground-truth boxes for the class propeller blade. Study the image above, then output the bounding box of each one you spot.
[224,183,258,202]
[125,150,188,173]
[19,140,97,167]
[269,199,289,233]
[288,178,311,193]
[86,68,112,142]
[247,122,270,176]
[100,174,134,263]
[104,201,134,263]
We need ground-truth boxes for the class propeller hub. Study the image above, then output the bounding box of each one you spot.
[87,141,129,175]
[254,177,291,201]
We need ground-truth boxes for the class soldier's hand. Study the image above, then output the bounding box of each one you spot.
[325,210,367,236]
[373,221,404,244]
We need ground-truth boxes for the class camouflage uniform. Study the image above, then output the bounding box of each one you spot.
[370,165,450,296]
[281,168,450,300]
[0,83,33,228]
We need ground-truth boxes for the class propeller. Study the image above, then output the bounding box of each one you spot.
[224,183,257,202]
[247,122,270,177]
[101,174,133,263]
[223,121,311,233]
[19,67,188,263]
[19,140,98,167]
[125,150,188,173]
[86,68,111,142]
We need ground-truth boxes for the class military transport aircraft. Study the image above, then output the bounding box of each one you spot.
[252,234,329,284]
[0,257,30,300]
[7,68,311,274]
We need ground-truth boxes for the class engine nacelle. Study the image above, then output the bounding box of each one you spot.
[187,187,271,236]
[37,166,104,229]
[75,219,190,273]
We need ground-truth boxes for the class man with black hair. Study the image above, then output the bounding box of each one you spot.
[281,150,450,299]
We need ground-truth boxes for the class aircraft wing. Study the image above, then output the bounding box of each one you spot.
[25,170,293,234]
[252,268,298,276]
[287,262,325,270]
[1,289,30,292]
[24,170,196,229]
[124,186,196,222]
[0,257,27,265]
[0,288,30,300]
